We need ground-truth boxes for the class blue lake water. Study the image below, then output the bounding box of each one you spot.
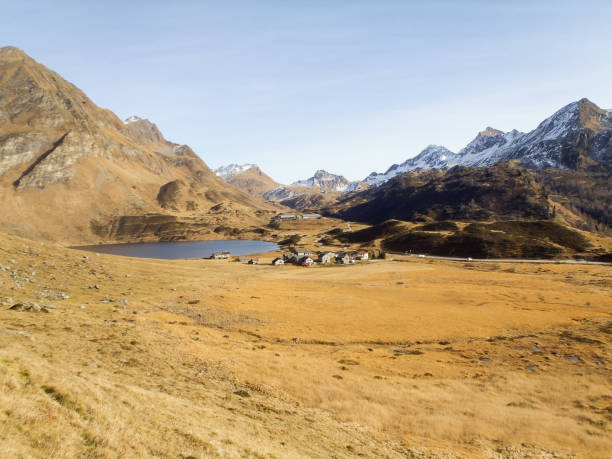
[74,240,279,260]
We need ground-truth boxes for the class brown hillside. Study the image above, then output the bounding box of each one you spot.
[328,164,552,224]
[0,47,273,243]
[224,166,280,198]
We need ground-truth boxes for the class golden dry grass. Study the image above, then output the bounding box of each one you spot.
[0,231,610,457]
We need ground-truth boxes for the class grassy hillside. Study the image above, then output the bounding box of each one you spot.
[336,219,610,260]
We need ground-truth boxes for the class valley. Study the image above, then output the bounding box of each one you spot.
[0,43,610,458]
[1,230,610,457]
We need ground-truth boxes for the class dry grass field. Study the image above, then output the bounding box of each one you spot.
[0,230,610,457]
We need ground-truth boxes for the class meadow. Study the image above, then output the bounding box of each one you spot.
[0,231,610,457]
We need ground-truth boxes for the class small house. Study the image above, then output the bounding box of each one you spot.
[248,258,259,265]
[336,253,352,264]
[302,213,322,220]
[318,252,337,264]
[211,251,230,260]
[283,252,298,262]
[300,256,314,266]
[238,256,250,263]
[291,248,313,258]
[272,258,284,266]
[355,251,369,261]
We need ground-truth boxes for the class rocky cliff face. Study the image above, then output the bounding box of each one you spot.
[0,46,272,243]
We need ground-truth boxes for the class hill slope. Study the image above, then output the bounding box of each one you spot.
[332,164,551,224]
[215,164,280,198]
[0,47,272,243]
[329,162,611,234]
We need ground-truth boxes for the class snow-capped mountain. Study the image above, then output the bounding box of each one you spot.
[292,169,351,192]
[214,164,280,198]
[345,181,368,193]
[262,170,355,202]
[364,145,455,187]
[364,98,611,187]
[123,115,142,124]
[214,163,257,178]
[263,186,304,201]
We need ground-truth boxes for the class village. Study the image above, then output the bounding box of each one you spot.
[210,247,375,266]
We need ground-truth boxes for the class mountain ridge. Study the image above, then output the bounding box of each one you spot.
[364,98,611,186]
[0,46,273,243]
[214,164,280,199]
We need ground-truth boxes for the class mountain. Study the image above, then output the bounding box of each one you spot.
[332,163,552,224]
[262,169,362,209]
[292,169,351,192]
[364,145,455,186]
[214,163,280,198]
[329,161,611,234]
[364,99,612,186]
[0,46,272,243]
[214,163,257,178]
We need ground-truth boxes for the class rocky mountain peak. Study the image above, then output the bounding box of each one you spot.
[293,169,351,192]
[214,163,257,178]
[478,127,503,137]
[122,115,166,145]
[124,115,143,124]
[0,46,30,60]
[364,98,610,187]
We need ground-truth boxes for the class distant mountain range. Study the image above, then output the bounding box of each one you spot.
[215,166,367,206]
[217,98,610,202]
[215,98,610,232]
[364,98,611,186]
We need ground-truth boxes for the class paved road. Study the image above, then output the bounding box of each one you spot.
[388,253,612,266]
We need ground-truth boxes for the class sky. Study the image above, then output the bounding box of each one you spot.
[3,1,612,183]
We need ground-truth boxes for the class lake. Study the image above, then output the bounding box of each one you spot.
[74,240,280,260]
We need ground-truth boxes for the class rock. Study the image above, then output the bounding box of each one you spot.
[80,305,86,309]
[1,329,32,337]
[234,390,250,398]
[9,301,49,312]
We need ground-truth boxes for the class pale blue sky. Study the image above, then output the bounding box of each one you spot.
[4,1,612,182]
